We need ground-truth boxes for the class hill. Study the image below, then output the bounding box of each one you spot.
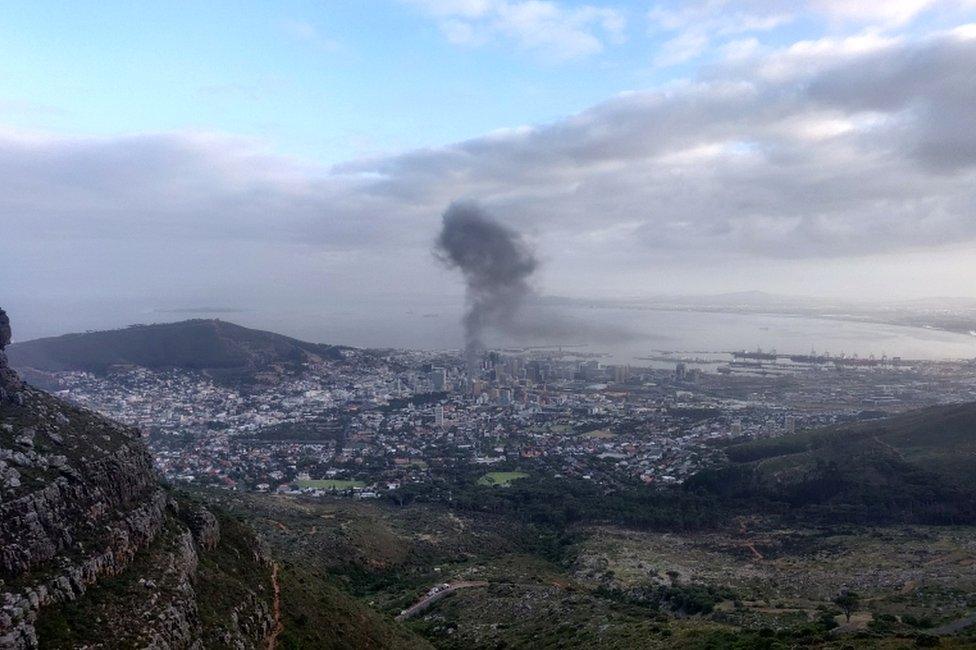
[6,318,345,379]
[688,402,976,524]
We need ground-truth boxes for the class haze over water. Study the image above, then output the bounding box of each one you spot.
[246,302,976,363]
[12,296,976,365]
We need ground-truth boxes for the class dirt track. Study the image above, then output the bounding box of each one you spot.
[267,562,284,650]
[395,581,489,621]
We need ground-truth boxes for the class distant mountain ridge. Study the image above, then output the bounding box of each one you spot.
[7,319,345,376]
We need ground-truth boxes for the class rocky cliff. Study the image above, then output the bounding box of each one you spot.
[0,309,276,648]
[0,310,22,403]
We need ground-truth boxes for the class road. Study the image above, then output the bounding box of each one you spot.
[395,581,489,621]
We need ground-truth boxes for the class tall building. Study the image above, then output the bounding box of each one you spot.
[579,360,602,381]
[429,367,447,392]
[674,362,687,382]
[434,405,445,428]
[613,365,630,384]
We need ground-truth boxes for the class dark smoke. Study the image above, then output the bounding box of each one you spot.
[435,201,537,370]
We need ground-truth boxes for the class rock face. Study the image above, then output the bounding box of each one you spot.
[0,309,23,402]
[0,309,275,648]
[0,310,10,352]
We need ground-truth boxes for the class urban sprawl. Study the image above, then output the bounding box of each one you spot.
[49,347,976,497]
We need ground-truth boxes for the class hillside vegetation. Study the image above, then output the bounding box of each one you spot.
[198,489,976,649]
[688,402,976,525]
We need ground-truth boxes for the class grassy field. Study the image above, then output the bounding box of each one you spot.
[296,479,365,490]
[477,471,529,487]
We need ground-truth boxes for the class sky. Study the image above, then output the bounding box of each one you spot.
[3,1,976,340]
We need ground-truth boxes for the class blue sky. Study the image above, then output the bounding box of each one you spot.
[3,1,976,339]
[2,0,640,162]
[0,0,898,164]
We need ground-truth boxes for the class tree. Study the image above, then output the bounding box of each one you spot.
[833,590,860,622]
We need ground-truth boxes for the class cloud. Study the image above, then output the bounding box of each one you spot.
[654,31,710,66]
[648,1,794,36]
[810,0,939,27]
[403,0,625,59]
[282,19,341,52]
[3,29,976,304]
[648,1,794,67]
[646,0,975,69]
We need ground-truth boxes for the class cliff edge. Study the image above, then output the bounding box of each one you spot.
[0,309,275,648]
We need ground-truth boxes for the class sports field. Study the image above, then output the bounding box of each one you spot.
[477,471,529,487]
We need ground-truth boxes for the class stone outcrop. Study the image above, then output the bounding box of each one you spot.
[0,309,275,648]
[177,501,221,552]
[0,309,23,402]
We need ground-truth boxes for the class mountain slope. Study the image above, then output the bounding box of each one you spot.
[689,402,976,524]
[725,402,976,485]
[7,318,345,376]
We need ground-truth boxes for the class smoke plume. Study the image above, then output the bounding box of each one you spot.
[435,201,537,370]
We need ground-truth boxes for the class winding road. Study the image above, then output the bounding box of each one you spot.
[395,581,489,621]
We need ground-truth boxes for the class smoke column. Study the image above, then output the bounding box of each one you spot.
[435,201,537,372]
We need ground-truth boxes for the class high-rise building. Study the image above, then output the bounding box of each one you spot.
[429,367,447,392]
[674,362,687,382]
[579,360,602,381]
[613,365,631,384]
[434,405,445,428]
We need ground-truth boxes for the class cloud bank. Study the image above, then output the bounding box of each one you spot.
[3,27,976,306]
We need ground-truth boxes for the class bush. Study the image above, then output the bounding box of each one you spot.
[902,614,934,629]
[818,611,839,631]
